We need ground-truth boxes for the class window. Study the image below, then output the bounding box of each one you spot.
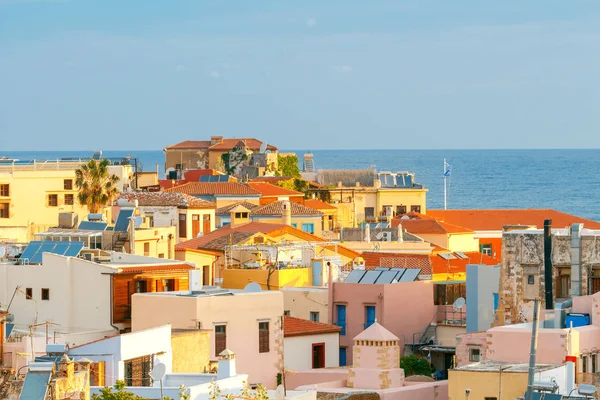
[147,215,154,227]
[259,322,270,353]
[0,184,9,197]
[179,214,187,238]
[582,355,588,373]
[158,253,165,259]
[63,179,73,190]
[364,207,375,218]
[144,242,150,256]
[291,223,298,228]
[135,280,147,293]
[396,205,407,215]
[0,203,8,218]
[336,305,346,335]
[284,310,291,316]
[64,194,74,206]
[481,243,492,256]
[235,212,249,218]
[25,288,32,299]
[90,361,105,387]
[339,347,347,367]
[48,194,58,207]
[301,223,315,234]
[310,312,320,322]
[469,348,481,362]
[215,325,227,355]
[484,398,498,400]
[382,205,393,216]
[162,279,175,291]
[41,288,50,300]
[434,283,466,305]
[364,305,376,329]
[527,275,535,285]
[123,356,152,387]
[593,354,597,373]
[410,205,421,213]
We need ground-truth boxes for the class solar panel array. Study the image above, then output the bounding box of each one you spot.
[199,175,231,182]
[343,268,420,284]
[114,209,134,232]
[455,252,468,259]
[78,221,108,231]
[379,173,414,188]
[438,253,457,260]
[19,241,85,264]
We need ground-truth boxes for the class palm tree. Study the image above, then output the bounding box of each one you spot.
[75,159,120,213]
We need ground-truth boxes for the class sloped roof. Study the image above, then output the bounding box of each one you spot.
[248,182,304,197]
[117,263,195,274]
[430,251,499,275]
[208,138,278,151]
[304,199,337,211]
[116,192,216,209]
[354,322,398,341]
[165,182,261,196]
[216,201,261,215]
[175,222,285,251]
[393,218,473,234]
[284,316,341,338]
[251,176,294,184]
[361,252,432,275]
[164,140,212,150]
[251,201,323,216]
[426,209,600,231]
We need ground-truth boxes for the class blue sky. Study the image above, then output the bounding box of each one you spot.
[1,0,600,150]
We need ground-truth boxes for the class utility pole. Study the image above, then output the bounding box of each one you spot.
[525,298,541,400]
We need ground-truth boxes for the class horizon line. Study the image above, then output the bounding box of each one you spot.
[3,148,600,152]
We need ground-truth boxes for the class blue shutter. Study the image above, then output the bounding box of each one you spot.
[302,223,315,234]
[493,293,499,310]
[365,306,376,329]
[336,305,346,336]
[339,347,347,367]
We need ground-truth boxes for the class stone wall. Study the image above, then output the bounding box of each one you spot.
[171,330,211,373]
[455,331,488,367]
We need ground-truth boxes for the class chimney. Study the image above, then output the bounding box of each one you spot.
[217,349,236,379]
[282,201,292,226]
[210,136,224,145]
[544,219,553,309]
[570,223,583,297]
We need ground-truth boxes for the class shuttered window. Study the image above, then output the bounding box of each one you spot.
[259,322,269,353]
[215,325,226,355]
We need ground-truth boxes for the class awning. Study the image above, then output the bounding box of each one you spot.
[419,346,456,353]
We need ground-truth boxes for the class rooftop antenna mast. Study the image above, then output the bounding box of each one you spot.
[443,159,452,210]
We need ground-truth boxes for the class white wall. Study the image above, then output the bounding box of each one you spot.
[284,333,339,371]
[139,206,178,228]
[0,253,114,332]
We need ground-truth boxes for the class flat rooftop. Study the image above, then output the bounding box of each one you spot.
[135,286,276,298]
[453,361,562,373]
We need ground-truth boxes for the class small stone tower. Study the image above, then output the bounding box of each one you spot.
[347,322,405,390]
[217,349,237,380]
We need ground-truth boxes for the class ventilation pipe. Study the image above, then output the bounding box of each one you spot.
[544,219,553,310]
[570,223,583,297]
[282,201,292,226]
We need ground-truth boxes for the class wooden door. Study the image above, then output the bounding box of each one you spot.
[203,214,211,234]
[312,343,325,368]
[192,215,200,237]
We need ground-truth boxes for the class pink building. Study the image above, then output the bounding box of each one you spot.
[288,322,448,400]
[329,280,437,366]
[456,290,600,384]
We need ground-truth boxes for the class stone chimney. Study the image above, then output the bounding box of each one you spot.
[217,349,236,379]
[281,201,292,226]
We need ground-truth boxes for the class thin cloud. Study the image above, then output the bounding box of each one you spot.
[210,71,220,79]
[306,18,317,27]
[332,65,353,73]
[175,64,187,72]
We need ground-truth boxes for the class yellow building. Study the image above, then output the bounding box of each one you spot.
[0,160,132,242]
[448,361,567,400]
[250,200,325,237]
[307,170,427,228]
[397,217,480,252]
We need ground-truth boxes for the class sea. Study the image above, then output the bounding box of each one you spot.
[2,149,599,221]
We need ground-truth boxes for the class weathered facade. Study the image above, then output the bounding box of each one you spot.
[495,224,600,325]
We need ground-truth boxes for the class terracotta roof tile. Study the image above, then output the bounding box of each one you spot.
[251,176,295,184]
[361,252,432,275]
[118,263,195,274]
[164,140,212,150]
[251,201,323,216]
[426,209,600,231]
[304,199,337,211]
[208,138,278,151]
[175,222,286,251]
[216,201,261,215]
[165,182,261,196]
[248,182,304,197]
[430,251,499,275]
[116,192,215,209]
[284,316,341,337]
[392,219,473,234]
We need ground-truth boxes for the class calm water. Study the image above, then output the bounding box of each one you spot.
[3,149,599,221]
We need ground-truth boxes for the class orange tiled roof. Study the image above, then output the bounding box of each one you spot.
[117,263,195,274]
[426,209,600,231]
[284,316,341,337]
[175,222,287,251]
[430,252,499,275]
[165,182,261,196]
[361,252,432,275]
[208,138,278,152]
[216,201,261,215]
[116,192,216,209]
[164,140,212,150]
[251,201,323,216]
[248,182,304,197]
[392,218,473,234]
[304,199,337,211]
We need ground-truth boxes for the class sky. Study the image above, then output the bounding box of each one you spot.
[1,0,600,150]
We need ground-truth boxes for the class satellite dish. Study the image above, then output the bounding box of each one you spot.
[401,215,410,220]
[274,385,285,399]
[259,142,267,154]
[149,362,166,381]
[375,232,384,240]
[243,282,262,293]
[132,216,143,228]
[453,297,466,312]
[0,247,6,259]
